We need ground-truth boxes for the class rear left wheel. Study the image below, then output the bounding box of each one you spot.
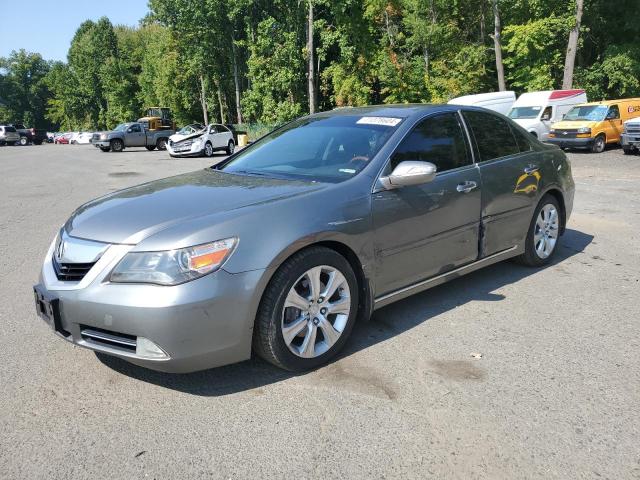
[253,247,359,371]
[19,136,28,146]
[145,145,156,151]
[516,194,561,267]
[156,138,167,150]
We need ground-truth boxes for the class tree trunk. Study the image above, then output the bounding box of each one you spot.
[492,0,507,91]
[307,0,316,114]
[216,80,225,124]
[199,75,208,126]
[562,0,584,89]
[231,32,243,124]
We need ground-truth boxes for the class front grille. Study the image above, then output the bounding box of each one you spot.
[80,325,137,353]
[626,126,640,134]
[52,257,95,281]
[553,129,579,139]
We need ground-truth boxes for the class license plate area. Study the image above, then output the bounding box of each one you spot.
[33,286,71,337]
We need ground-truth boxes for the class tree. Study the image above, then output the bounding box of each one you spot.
[0,50,51,127]
[491,0,506,91]
[562,0,584,89]
[307,0,316,114]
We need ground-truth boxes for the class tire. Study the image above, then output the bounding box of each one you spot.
[516,194,562,267]
[622,146,634,155]
[591,134,606,153]
[110,138,124,152]
[99,146,111,152]
[156,138,167,150]
[226,139,235,155]
[0,141,5,146]
[145,145,156,151]
[204,141,214,157]
[19,136,28,146]
[253,246,359,371]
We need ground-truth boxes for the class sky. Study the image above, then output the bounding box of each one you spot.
[0,0,150,62]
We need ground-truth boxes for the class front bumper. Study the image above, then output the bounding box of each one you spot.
[92,140,111,148]
[34,239,268,373]
[167,141,204,157]
[546,136,593,149]
[621,133,640,147]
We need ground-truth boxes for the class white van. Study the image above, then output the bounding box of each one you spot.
[508,89,588,140]
[448,91,516,116]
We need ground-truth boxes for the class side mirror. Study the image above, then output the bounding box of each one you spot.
[606,112,617,120]
[380,161,437,190]
[541,114,551,122]
[127,128,133,133]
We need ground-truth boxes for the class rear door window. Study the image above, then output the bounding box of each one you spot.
[5,126,17,132]
[462,110,520,161]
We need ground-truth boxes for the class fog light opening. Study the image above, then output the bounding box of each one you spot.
[136,337,169,359]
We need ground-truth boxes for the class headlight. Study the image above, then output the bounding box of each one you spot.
[100,133,108,140]
[192,137,203,146]
[577,127,591,134]
[110,237,237,285]
[549,129,556,134]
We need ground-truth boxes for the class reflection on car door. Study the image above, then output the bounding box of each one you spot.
[126,124,146,147]
[208,124,224,149]
[462,110,538,256]
[605,105,622,141]
[372,112,482,295]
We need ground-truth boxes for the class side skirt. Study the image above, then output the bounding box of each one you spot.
[373,245,522,309]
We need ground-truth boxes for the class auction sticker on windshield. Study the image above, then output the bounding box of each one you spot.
[356,117,402,127]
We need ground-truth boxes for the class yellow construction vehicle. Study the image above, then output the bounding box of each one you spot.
[137,107,176,131]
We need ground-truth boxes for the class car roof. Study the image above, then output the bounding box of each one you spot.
[314,103,463,121]
[579,98,640,106]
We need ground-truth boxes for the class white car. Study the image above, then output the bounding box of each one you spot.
[70,132,94,144]
[508,89,588,140]
[167,123,235,158]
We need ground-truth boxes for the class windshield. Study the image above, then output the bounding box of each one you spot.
[219,115,403,182]
[564,105,608,122]
[4,126,17,132]
[114,123,129,131]
[509,106,542,119]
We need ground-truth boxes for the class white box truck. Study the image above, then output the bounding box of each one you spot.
[508,89,588,140]
[448,91,516,116]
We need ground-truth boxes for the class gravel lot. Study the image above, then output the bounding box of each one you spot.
[1,143,639,479]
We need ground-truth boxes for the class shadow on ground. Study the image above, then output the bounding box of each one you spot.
[97,228,593,396]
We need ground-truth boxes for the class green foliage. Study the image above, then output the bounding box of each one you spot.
[502,16,571,91]
[3,0,638,131]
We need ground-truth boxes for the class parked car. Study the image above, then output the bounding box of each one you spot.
[448,91,516,116]
[34,105,574,373]
[54,133,72,144]
[508,89,588,140]
[92,122,174,152]
[621,116,640,155]
[167,123,235,157]
[70,132,94,144]
[11,123,47,145]
[169,124,205,143]
[0,125,21,145]
[547,98,640,152]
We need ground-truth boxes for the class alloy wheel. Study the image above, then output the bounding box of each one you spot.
[281,265,351,358]
[204,142,213,157]
[534,204,559,259]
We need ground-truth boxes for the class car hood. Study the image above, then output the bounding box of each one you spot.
[169,131,204,143]
[66,169,324,245]
[551,120,598,129]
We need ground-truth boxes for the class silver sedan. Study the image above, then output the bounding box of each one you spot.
[34,105,574,372]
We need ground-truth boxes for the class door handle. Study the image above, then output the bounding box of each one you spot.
[456,181,477,193]
[524,165,539,175]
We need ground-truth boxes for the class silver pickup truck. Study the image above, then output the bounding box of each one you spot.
[621,117,640,155]
[92,122,174,152]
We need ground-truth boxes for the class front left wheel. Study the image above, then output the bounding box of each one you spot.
[253,246,359,371]
[226,140,235,155]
